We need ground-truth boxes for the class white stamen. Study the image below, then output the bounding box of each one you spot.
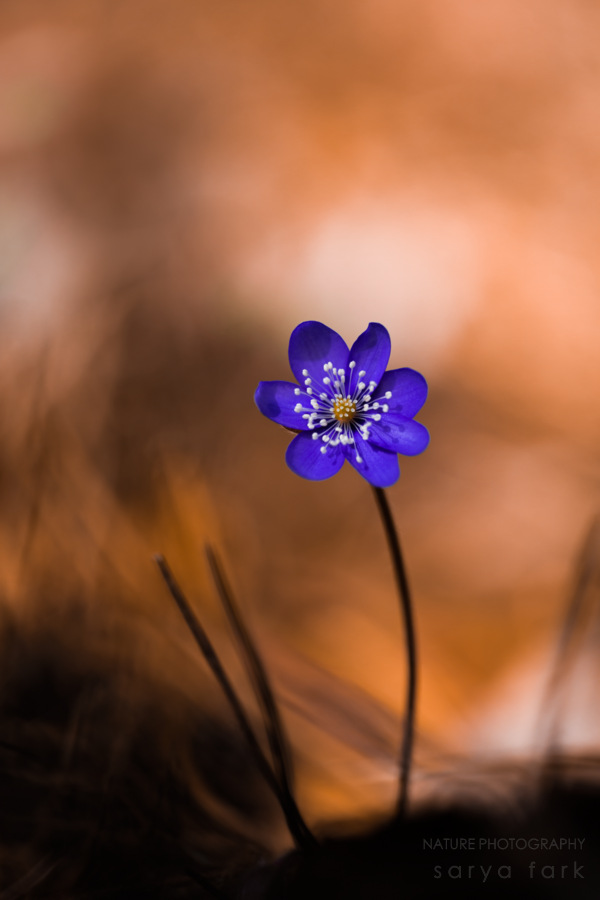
[373,414,381,421]
[312,433,319,440]
[294,388,300,395]
[355,454,363,464]
[311,399,319,409]
[349,360,356,369]
[323,377,330,384]
[302,369,309,376]
[385,391,392,399]
[304,377,311,385]
[382,404,389,412]
[294,404,303,413]
[320,419,327,426]
[320,446,327,454]
[359,370,366,378]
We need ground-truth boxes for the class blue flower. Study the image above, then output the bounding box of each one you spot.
[255,321,429,488]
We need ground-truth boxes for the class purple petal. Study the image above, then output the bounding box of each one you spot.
[368,413,430,456]
[348,323,391,394]
[288,321,349,386]
[286,431,345,481]
[344,436,400,487]
[255,381,310,430]
[372,367,428,417]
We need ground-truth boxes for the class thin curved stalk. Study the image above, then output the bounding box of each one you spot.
[154,554,316,850]
[539,515,600,761]
[204,544,315,849]
[371,487,417,818]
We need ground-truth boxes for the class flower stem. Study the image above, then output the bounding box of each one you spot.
[371,486,417,819]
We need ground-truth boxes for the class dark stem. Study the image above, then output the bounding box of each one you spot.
[205,544,316,849]
[154,554,315,850]
[371,486,417,819]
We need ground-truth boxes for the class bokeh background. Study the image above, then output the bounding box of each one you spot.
[1,0,599,836]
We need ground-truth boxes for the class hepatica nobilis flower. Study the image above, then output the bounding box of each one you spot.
[255,321,429,488]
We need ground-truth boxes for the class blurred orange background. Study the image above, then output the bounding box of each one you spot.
[0,0,599,832]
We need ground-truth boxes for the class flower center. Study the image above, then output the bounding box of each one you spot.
[333,396,357,422]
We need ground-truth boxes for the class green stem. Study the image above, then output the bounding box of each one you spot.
[371,486,417,818]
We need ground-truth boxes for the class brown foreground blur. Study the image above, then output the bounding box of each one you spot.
[0,0,599,854]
